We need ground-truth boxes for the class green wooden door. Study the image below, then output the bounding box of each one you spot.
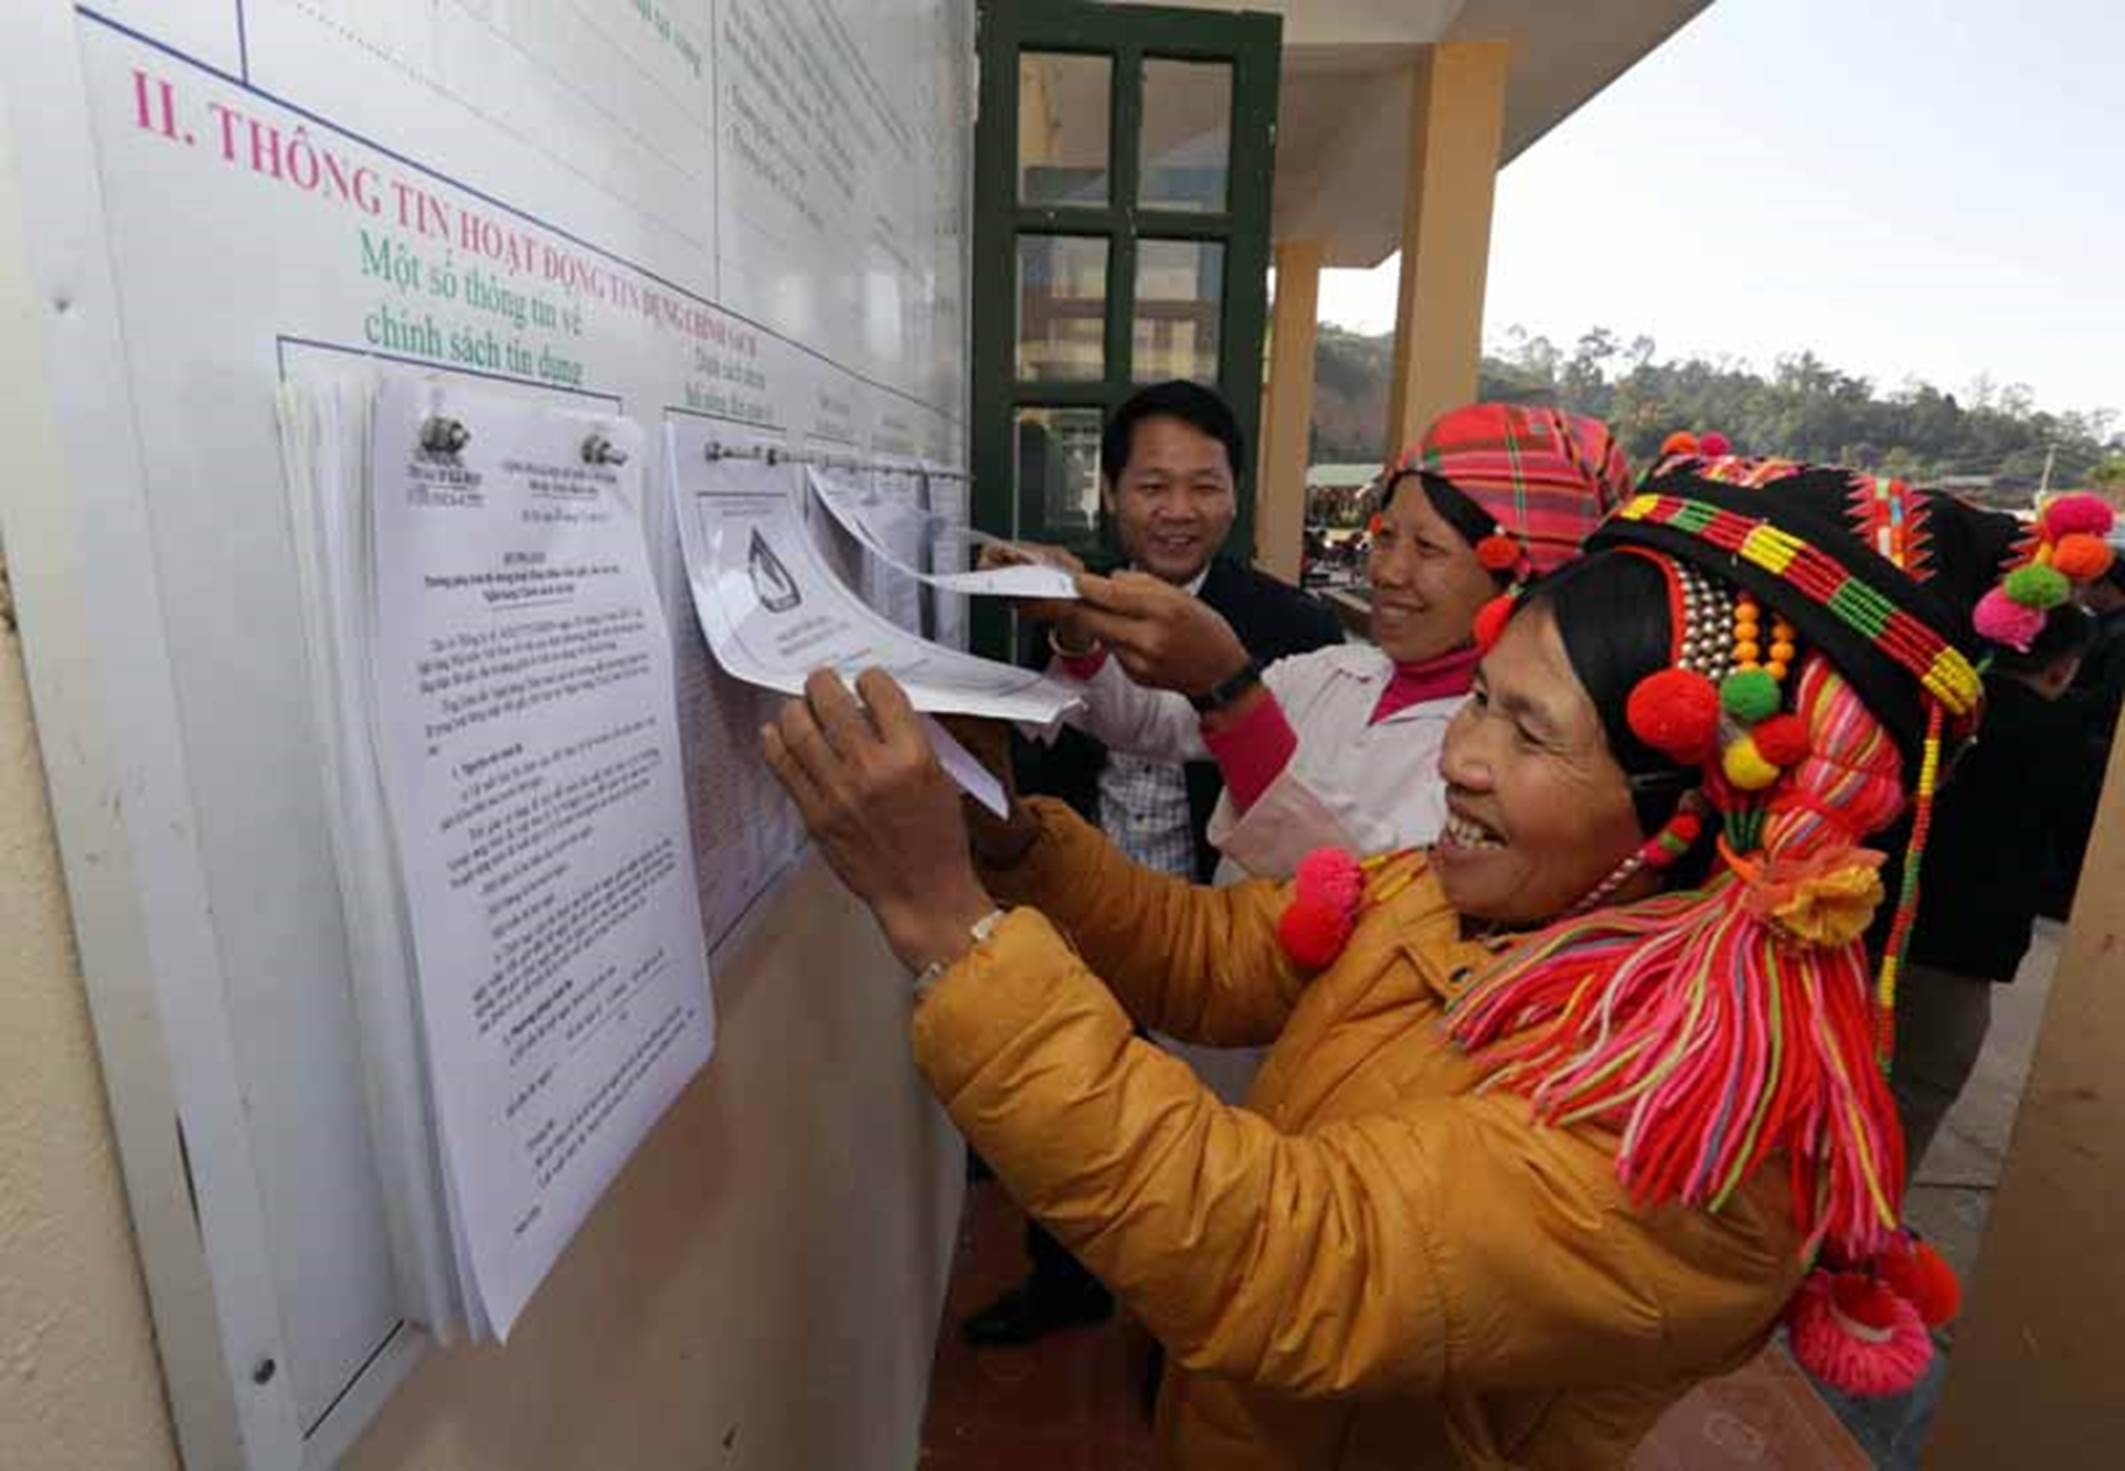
[969,0,1282,657]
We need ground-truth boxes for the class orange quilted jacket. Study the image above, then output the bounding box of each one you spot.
[911,801,1805,1469]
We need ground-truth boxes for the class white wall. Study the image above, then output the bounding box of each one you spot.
[0,567,182,1471]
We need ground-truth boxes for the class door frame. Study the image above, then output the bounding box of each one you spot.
[969,0,1282,656]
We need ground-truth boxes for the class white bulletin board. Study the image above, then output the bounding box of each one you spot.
[0,1,970,1463]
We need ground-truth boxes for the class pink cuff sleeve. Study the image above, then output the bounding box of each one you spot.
[1201,694,1299,814]
[1056,646,1109,681]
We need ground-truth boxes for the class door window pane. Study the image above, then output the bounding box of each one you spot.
[1015,407,1105,538]
[1019,53,1111,207]
[1138,60,1231,213]
[1133,239,1223,385]
[1017,235,1108,381]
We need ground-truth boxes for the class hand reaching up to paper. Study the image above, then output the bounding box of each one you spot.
[1072,571,1253,698]
[979,540,1086,633]
[761,669,999,974]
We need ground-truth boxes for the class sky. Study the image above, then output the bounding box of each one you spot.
[1317,0,2125,428]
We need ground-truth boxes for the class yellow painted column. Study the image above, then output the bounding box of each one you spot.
[1257,239,1323,584]
[1929,723,2125,1465]
[1384,42,1508,456]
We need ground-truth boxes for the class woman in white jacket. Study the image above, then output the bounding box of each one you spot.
[1029,403,1633,880]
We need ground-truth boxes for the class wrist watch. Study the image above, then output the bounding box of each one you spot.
[1188,658,1264,714]
[912,908,1008,1001]
[1048,625,1101,660]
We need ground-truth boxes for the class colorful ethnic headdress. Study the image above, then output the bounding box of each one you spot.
[1390,403,1634,581]
[1441,457,2096,1391]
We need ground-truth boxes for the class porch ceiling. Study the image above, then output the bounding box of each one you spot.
[1114,0,1713,268]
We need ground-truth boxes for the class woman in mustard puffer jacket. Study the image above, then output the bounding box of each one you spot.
[760,460,2051,1468]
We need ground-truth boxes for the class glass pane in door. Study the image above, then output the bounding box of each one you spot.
[1019,53,1112,207]
[1138,59,1232,213]
[1016,234,1109,381]
[1133,238,1223,384]
[1014,407,1106,537]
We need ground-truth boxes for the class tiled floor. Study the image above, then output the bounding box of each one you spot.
[920,932,2058,1469]
[918,1180,1158,1470]
[917,1181,1864,1468]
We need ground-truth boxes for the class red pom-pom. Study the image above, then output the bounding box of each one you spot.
[1294,847,1364,913]
[1476,533,1523,573]
[1787,1270,1932,1397]
[1878,1237,1962,1328]
[1276,893,1353,970]
[1626,668,1722,764]
[1660,430,1699,458]
[1698,430,1732,457]
[1472,593,1515,655]
[2041,493,2116,540]
[1975,586,2046,651]
[2052,532,2115,582]
[1668,810,1705,846]
[1751,712,1811,767]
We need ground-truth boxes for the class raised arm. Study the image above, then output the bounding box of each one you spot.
[978,797,1302,1045]
[914,915,1804,1400]
[1051,655,1211,762]
[759,666,1303,1049]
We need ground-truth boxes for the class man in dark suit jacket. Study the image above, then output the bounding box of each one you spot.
[964,380,1342,1344]
[1014,381,1342,881]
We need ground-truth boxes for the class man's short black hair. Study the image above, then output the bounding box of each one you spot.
[1101,381,1245,486]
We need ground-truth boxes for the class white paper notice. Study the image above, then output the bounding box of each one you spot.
[370,379,713,1339]
[669,420,1081,727]
[809,466,1079,599]
[925,468,973,653]
[921,715,1008,818]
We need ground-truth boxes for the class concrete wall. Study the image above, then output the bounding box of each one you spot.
[1,548,963,1471]
[345,861,963,1471]
[0,564,182,1471]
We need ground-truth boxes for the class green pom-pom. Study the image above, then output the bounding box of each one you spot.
[2004,563,2071,610]
[1720,668,1782,725]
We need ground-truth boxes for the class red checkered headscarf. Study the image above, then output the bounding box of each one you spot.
[1395,404,1633,578]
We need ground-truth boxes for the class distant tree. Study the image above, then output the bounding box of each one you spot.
[1308,322,2124,497]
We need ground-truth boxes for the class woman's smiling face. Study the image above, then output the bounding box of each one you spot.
[1365,476,1498,664]
[1433,600,1648,926]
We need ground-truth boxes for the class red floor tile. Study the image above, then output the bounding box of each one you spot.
[921,1180,1158,1466]
[924,1182,1865,1470]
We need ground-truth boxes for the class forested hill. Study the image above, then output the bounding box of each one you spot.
[1311,325,2125,508]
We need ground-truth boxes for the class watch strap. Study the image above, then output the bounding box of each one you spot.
[1189,659,1264,714]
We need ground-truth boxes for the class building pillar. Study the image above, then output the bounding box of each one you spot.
[1929,725,2125,1464]
[1383,42,1508,456]
[1257,238,1323,583]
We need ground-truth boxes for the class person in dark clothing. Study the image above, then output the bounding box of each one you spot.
[2073,554,2125,740]
[1894,602,2100,1172]
[2036,556,2125,917]
[1006,381,1345,882]
[963,381,1342,1346]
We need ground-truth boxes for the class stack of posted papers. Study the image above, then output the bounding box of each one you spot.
[808,465,1080,599]
[668,419,1081,731]
[278,374,714,1341]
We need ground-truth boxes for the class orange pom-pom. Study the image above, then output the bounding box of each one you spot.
[1472,593,1515,655]
[1752,713,1811,767]
[2051,532,2115,582]
[1475,533,1523,573]
[1627,669,1722,764]
[1660,430,1699,458]
[1878,1237,1962,1328]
